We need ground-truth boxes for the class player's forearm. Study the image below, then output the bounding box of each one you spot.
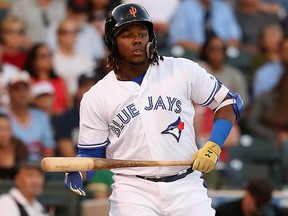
[214,102,236,123]
[214,93,240,122]
[208,96,237,148]
[76,147,106,181]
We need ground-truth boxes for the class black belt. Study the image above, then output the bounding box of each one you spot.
[136,167,194,182]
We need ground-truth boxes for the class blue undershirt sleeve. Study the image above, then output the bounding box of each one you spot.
[77,146,106,181]
[209,119,233,148]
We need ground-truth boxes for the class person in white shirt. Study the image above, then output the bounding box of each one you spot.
[53,19,95,96]
[45,0,106,63]
[0,63,20,106]
[9,0,66,44]
[0,160,47,216]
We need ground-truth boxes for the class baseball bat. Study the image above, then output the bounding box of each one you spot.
[41,157,192,172]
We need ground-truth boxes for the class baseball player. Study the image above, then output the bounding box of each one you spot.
[64,3,244,216]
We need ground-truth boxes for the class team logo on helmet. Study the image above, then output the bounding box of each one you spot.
[161,117,185,143]
[129,6,137,17]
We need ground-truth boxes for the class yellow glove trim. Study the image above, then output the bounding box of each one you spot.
[192,141,222,173]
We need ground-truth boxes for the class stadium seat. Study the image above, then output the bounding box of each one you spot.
[227,135,283,188]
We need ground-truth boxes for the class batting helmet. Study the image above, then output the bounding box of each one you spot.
[104,3,157,59]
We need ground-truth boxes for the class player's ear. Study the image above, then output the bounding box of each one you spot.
[146,36,157,59]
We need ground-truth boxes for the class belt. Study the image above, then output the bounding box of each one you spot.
[136,167,194,183]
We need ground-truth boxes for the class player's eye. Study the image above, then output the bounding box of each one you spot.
[139,33,148,38]
[122,33,131,38]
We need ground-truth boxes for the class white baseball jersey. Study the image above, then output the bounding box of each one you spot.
[78,56,223,176]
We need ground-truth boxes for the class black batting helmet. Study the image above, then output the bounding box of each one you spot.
[104,3,157,59]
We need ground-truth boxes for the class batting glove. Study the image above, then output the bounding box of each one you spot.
[191,141,221,173]
[64,172,86,196]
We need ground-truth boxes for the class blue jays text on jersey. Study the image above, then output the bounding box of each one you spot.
[110,95,183,137]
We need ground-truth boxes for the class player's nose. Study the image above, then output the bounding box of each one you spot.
[132,38,142,45]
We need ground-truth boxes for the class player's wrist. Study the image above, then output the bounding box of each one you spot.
[209,119,233,147]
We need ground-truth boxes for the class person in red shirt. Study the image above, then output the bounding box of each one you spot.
[24,43,72,116]
[0,15,28,69]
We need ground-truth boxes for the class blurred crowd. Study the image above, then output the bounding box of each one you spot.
[0,0,288,210]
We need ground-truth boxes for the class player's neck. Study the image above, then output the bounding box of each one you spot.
[117,63,149,81]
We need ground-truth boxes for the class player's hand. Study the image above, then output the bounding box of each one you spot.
[191,141,221,173]
[64,172,86,196]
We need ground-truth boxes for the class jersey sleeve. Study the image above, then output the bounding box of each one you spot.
[78,93,109,149]
[183,59,220,106]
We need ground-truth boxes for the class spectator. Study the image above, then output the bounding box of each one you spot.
[252,37,288,99]
[215,176,286,216]
[88,0,120,37]
[281,15,288,37]
[0,61,19,106]
[9,0,66,44]
[122,0,180,48]
[30,81,55,117]
[259,0,287,19]
[86,169,114,199]
[197,35,250,106]
[87,0,118,76]
[169,0,241,55]
[0,112,28,179]
[46,0,106,64]
[54,73,98,157]
[194,103,241,189]
[25,43,71,115]
[249,23,283,86]
[3,71,56,161]
[0,15,28,69]
[0,0,13,20]
[53,19,96,96]
[0,160,47,216]
[235,0,281,55]
[197,35,250,127]
[194,36,248,188]
[247,71,288,146]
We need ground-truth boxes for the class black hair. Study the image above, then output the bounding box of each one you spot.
[87,0,120,23]
[245,176,273,204]
[199,34,225,62]
[67,0,89,13]
[24,43,58,79]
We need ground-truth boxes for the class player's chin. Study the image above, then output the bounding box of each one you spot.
[129,56,148,66]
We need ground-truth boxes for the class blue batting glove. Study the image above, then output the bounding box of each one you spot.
[64,172,86,196]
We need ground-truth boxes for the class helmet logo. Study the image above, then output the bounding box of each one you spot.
[129,6,137,17]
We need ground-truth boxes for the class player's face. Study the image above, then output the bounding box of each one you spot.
[116,23,149,67]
